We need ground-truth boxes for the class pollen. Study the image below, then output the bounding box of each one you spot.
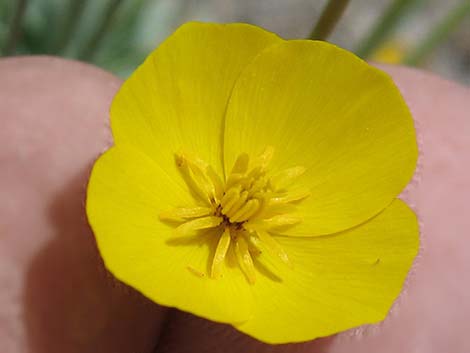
[159,147,310,284]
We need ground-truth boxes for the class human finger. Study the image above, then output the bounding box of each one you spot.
[0,56,167,353]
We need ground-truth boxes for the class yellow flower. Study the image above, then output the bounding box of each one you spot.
[86,22,419,344]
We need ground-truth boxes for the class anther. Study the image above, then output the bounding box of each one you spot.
[249,176,268,195]
[225,173,244,190]
[225,191,249,218]
[256,146,275,168]
[269,188,311,205]
[245,214,301,231]
[255,230,292,267]
[230,199,260,223]
[211,228,231,278]
[159,206,212,221]
[234,236,256,284]
[231,153,249,174]
[205,165,224,203]
[220,186,241,214]
[270,166,306,191]
[174,216,222,236]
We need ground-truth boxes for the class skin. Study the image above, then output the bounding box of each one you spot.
[0,56,469,353]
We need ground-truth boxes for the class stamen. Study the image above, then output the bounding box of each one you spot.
[258,202,297,219]
[225,191,249,218]
[159,206,212,221]
[255,230,292,267]
[175,153,211,204]
[264,214,302,228]
[256,146,275,168]
[206,165,224,203]
[225,173,244,190]
[211,228,231,279]
[187,266,205,277]
[230,199,260,223]
[220,186,241,214]
[185,156,216,202]
[245,232,263,255]
[245,214,301,231]
[239,176,254,190]
[231,153,249,174]
[270,166,306,191]
[247,166,263,180]
[245,231,263,252]
[249,176,268,195]
[174,216,222,236]
[169,147,310,283]
[234,236,256,284]
[269,188,311,205]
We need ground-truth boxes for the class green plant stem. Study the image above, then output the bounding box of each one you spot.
[78,0,123,61]
[355,0,421,58]
[52,0,88,54]
[403,1,470,66]
[309,0,351,40]
[3,0,29,55]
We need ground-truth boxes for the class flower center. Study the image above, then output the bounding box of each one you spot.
[159,147,310,284]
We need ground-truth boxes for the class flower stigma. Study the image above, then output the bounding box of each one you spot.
[159,147,311,284]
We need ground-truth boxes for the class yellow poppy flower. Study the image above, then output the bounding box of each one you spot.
[86,22,419,344]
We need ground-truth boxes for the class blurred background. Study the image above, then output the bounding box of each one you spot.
[0,0,469,84]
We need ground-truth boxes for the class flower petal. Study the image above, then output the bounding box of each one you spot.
[235,199,419,343]
[86,145,253,323]
[224,40,417,235]
[111,22,282,177]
